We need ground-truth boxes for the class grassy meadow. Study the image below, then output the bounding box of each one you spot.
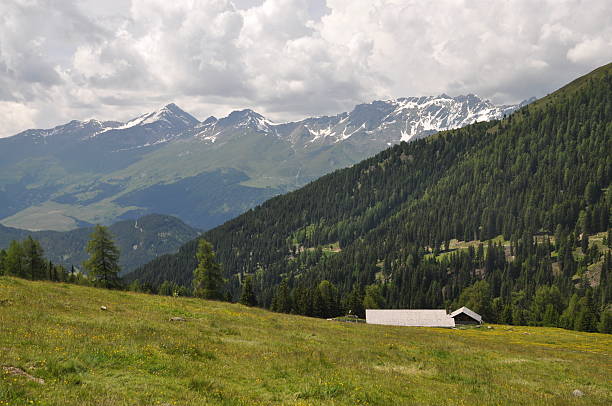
[0,276,611,405]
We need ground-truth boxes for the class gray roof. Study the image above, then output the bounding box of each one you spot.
[366,309,455,328]
[450,306,482,323]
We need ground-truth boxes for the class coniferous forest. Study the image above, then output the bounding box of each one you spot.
[127,63,612,333]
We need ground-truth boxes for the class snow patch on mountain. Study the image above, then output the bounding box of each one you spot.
[98,103,199,135]
[190,93,532,150]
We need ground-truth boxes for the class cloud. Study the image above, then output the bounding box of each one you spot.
[0,0,611,137]
[0,101,37,135]
[567,38,612,63]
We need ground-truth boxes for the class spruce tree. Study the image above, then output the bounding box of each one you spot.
[4,240,25,278]
[272,280,292,313]
[193,239,224,300]
[83,225,121,289]
[597,310,612,334]
[346,286,365,318]
[159,280,173,296]
[318,280,339,318]
[576,289,597,332]
[22,236,46,280]
[239,275,257,306]
[501,304,513,324]
[0,249,6,276]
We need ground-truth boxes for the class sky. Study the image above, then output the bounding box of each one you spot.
[0,0,610,137]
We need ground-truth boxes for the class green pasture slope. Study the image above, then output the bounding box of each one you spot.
[0,277,610,405]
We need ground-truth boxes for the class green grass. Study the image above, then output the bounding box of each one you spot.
[1,277,610,405]
[424,235,511,261]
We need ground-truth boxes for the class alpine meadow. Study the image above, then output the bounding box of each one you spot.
[1,1,611,405]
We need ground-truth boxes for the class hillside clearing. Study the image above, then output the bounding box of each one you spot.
[0,277,611,405]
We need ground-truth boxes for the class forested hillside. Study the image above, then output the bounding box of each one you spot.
[128,63,612,332]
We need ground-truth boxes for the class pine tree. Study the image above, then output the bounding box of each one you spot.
[293,286,311,315]
[193,239,224,300]
[311,287,325,317]
[576,289,597,332]
[318,280,339,318]
[597,309,612,334]
[272,280,292,313]
[54,264,66,282]
[159,280,173,296]
[501,304,513,324]
[542,304,559,327]
[239,275,257,306]
[128,280,143,292]
[21,236,46,280]
[560,294,580,329]
[0,249,6,276]
[4,240,25,278]
[83,225,121,289]
[346,285,365,318]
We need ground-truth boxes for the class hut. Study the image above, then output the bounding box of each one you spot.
[365,309,455,328]
[449,306,482,325]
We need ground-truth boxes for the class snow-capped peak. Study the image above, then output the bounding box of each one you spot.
[217,109,275,132]
[112,103,199,132]
[14,118,122,140]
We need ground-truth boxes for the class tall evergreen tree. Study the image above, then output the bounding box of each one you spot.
[193,239,224,300]
[272,280,292,313]
[576,289,597,332]
[4,240,25,278]
[0,249,6,276]
[239,275,257,306]
[318,280,340,318]
[345,285,365,318]
[598,309,612,334]
[159,280,174,296]
[83,225,121,289]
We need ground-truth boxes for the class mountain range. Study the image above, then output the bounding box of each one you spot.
[0,94,531,232]
[0,214,200,274]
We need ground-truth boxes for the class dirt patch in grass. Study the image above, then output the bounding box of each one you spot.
[2,366,45,384]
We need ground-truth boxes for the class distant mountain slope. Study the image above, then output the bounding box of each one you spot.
[0,95,528,231]
[127,64,611,308]
[0,214,200,274]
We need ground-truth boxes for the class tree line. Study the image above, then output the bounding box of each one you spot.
[1,225,122,289]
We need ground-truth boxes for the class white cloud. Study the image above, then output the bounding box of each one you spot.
[567,38,612,63]
[0,101,37,135]
[0,0,611,137]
